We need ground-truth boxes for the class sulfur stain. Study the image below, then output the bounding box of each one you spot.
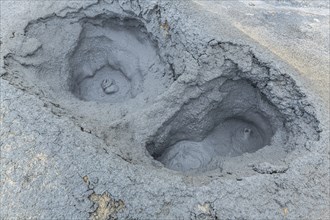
[89,192,125,220]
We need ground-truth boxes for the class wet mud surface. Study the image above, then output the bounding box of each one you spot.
[69,18,161,103]
[152,79,283,173]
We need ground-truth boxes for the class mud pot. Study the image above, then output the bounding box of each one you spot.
[3,1,320,177]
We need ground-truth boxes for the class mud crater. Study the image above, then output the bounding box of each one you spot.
[147,79,285,173]
[4,13,173,108]
[69,19,158,103]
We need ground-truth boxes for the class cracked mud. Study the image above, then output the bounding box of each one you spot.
[1,0,329,219]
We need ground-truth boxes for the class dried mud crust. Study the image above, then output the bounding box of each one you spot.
[1,0,327,219]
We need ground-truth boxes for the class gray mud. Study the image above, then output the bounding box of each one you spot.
[69,18,159,103]
[1,0,329,219]
[153,79,284,173]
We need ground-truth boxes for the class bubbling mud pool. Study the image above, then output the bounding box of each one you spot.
[147,79,286,174]
[159,117,271,172]
[68,21,157,103]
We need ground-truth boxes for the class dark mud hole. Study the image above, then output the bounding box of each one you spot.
[3,4,320,175]
[150,79,282,173]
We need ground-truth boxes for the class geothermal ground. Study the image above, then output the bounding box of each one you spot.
[1,0,329,219]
